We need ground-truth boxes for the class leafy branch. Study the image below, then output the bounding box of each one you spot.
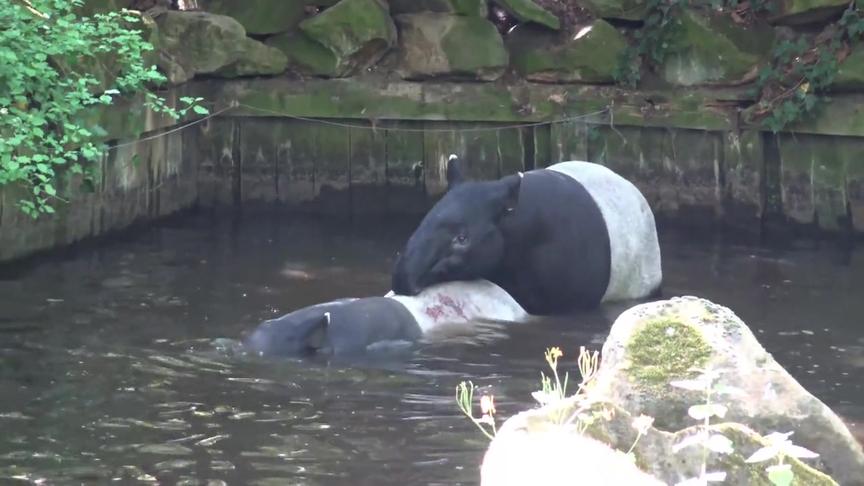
[746,3,864,131]
[0,0,208,218]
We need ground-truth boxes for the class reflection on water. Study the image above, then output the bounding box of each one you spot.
[0,212,862,484]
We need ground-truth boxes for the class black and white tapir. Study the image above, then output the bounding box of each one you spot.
[243,280,528,357]
[391,157,663,315]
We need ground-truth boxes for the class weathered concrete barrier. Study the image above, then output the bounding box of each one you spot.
[2,78,863,263]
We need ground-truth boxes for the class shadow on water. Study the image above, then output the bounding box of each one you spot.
[0,211,862,484]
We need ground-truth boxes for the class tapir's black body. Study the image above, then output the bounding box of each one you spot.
[244,297,422,357]
[391,161,611,315]
[492,170,610,314]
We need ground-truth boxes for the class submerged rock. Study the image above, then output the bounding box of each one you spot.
[507,20,626,83]
[590,296,864,485]
[152,11,286,84]
[659,9,774,86]
[389,0,488,17]
[491,0,560,30]
[393,13,508,81]
[299,0,396,76]
[199,0,307,35]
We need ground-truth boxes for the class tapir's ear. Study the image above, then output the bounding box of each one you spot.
[493,173,522,218]
[302,312,330,351]
[446,154,464,189]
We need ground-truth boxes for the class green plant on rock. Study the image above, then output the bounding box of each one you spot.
[0,0,208,218]
[747,3,864,132]
[614,0,684,87]
[745,431,820,486]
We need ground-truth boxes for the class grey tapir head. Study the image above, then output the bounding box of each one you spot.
[391,155,522,296]
[243,297,422,357]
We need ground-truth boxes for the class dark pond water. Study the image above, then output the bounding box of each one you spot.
[0,212,862,485]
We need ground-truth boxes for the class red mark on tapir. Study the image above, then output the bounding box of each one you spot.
[438,294,467,319]
[425,305,445,319]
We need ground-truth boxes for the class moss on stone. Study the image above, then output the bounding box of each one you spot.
[299,0,396,75]
[661,9,774,86]
[390,0,488,16]
[625,316,712,387]
[204,0,306,35]
[507,20,627,83]
[440,16,508,79]
[710,424,838,486]
[265,31,341,77]
[492,0,560,30]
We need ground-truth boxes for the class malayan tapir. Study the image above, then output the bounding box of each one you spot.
[391,157,662,315]
[243,280,528,357]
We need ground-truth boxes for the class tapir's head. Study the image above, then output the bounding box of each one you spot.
[243,300,353,357]
[391,155,522,296]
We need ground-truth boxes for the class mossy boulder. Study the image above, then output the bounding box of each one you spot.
[492,0,560,29]
[265,31,340,77]
[390,0,488,17]
[659,9,775,86]
[299,0,396,76]
[769,0,849,26]
[153,11,284,84]
[393,13,508,81]
[506,20,626,83]
[591,296,864,485]
[213,38,288,78]
[199,0,306,35]
[580,0,647,21]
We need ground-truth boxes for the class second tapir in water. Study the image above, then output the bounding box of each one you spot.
[243,280,528,357]
[391,157,662,315]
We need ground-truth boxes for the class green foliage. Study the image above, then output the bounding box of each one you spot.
[614,0,684,87]
[0,0,208,218]
[749,4,864,132]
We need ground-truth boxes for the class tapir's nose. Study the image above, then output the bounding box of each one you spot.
[391,254,422,296]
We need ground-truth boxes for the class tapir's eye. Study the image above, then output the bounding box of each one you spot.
[452,233,469,247]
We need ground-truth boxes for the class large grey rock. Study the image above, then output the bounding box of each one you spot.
[482,413,664,486]
[389,0,488,17]
[483,398,838,485]
[394,13,507,81]
[590,296,864,485]
[299,0,396,76]
[506,20,626,83]
[199,0,306,35]
[153,11,286,84]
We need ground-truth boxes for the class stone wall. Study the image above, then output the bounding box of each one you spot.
[3,76,864,263]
